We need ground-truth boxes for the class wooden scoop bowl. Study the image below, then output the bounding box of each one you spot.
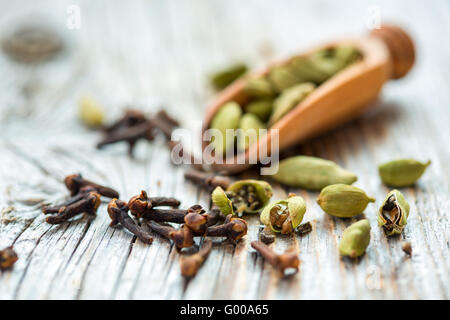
[202,25,415,174]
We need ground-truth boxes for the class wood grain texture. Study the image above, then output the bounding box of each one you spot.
[0,0,449,300]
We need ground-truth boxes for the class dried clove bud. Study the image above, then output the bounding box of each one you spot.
[146,221,194,251]
[184,206,208,235]
[128,190,181,218]
[184,169,232,191]
[152,110,180,139]
[2,25,63,63]
[0,246,18,271]
[64,173,119,198]
[46,191,101,224]
[97,120,156,156]
[180,239,212,278]
[251,241,300,275]
[206,215,248,242]
[103,109,147,133]
[42,186,96,214]
[107,199,153,244]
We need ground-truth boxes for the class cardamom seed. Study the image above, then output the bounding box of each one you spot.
[339,219,371,258]
[244,98,274,122]
[212,179,273,217]
[210,63,248,90]
[268,82,315,125]
[317,184,375,218]
[210,101,242,155]
[244,77,275,98]
[79,96,104,128]
[267,66,302,92]
[272,156,357,190]
[378,189,410,236]
[237,113,266,150]
[260,194,306,234]
[378,159,431,187]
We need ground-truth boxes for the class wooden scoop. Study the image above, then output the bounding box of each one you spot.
[202,25,415,174]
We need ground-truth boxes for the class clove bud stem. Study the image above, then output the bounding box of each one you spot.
[251,241,300,275]
[180,239,212,278]
[64,174,119,198]
[46,191,101,224]
[107,199,153,244]
[184,169,232,191]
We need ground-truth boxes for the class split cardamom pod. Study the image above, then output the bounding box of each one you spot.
[210,63,248,90]
[317,184,375,218]
[209,101,242,155]
[244,77,275,98]
[269,82,315,125]
[244,98,274,122]
[212,179,273,217]
[378,189,410,236]
[378,159,431,187]
[260,194,306,234]
[237,113,266,150]
[272,156,357,190]
[79,96,104,128]
[339,219,371,258]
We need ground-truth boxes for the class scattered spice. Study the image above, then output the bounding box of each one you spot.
[107,199,153,244]
[128,190,181,219]
[180,238,212,278]
[251,241,300,275]
[79,96,105,128]
[0,247,18,271]
[401,241,412,256]
[296,221,312,236]
[206,215,248,242]
[146,221,194,251]
[2,25,63,63]
[259,226,276,244]
[45,190,101,225]
[97,109,180,157]
[64,173,119,198]
[184,169,232,191]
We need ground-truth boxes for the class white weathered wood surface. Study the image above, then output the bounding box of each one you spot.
[0,0,449,299]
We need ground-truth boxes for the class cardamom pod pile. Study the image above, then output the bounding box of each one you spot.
[209,45,361,155]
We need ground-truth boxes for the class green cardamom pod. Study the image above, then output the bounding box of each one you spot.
[209,101,242,155]
[339,219,371,258]
[272,156,357,190]
[210,63,248,90]
[317,184,375,218]
[244,98,274,122]
[79,96,104,128]
[237,113,266,150]
[260,194,306,234]
[267,65,302,92]
[244,77,275,98]
[212,180,273,217]
[378,189,410,236]
[268,82,315,125]
[289,56,330,84]
[378,159,431,187]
